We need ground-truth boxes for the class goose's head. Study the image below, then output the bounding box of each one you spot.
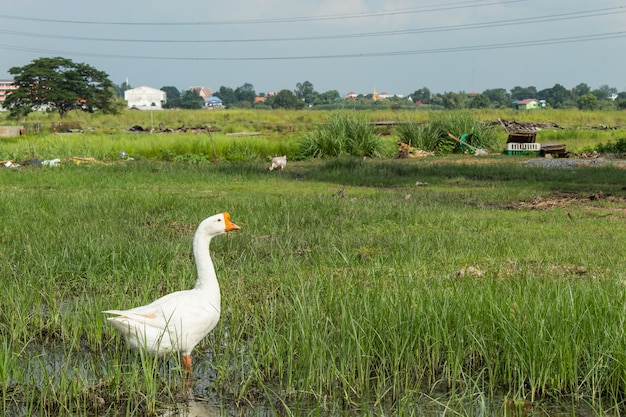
[198,212,241,238]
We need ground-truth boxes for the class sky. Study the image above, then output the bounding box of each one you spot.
[1,0,625,97]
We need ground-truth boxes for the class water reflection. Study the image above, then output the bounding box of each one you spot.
[160,399,221,417]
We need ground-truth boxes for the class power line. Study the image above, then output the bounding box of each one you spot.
[0,0,528,26]
[0,7,621,44]
[0,31,623,61]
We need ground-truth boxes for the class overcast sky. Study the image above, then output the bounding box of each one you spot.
[1,0,625,96]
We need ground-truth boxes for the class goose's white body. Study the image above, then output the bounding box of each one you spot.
[103,212,240,371]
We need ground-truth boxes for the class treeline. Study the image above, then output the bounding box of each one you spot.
[414,83,626,111]
[115,80,626,111]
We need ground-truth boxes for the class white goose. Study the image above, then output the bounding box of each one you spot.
[103,212,240,373]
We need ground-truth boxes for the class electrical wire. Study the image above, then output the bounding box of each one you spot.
[0,31,623,61]
[0,0,528,26]
[0,6,622,44]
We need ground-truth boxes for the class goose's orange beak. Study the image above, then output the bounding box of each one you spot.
[223,212,241,232]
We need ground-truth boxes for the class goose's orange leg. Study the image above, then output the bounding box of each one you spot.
[182,355,192,373]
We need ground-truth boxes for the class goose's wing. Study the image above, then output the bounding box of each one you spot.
[103,290,194,329]
[103,290,220,354]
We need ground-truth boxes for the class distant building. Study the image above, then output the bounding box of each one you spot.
[0,80,17,110]
[124,86,166,110]
[204,96,223,108]
[348,89,403,101]
[513,98,543,110]
[189,86,213,100]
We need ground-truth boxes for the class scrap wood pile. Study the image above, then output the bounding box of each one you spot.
[495,119,621,132]
[578,123,623,130]
[495,119,561,133]
[129,124,220,133]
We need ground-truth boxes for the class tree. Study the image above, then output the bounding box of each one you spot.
[510,86,537,101]
[234,83,256,106]
[571,83,591,99]
[442,91,465,109]
[3,56,116,118]
[213,86,237,107]
[482,88,510,108]
[178,89,204,109]
[266,89,300,109]
[161,86,180,101]
[577,93,599,111]
[314,90,340,105]
[538,83,572,108]
[160,86,181,109]
[114,80,132,98]
[468,93,490,109]
[410,87,431,104]
[295,81,318,104]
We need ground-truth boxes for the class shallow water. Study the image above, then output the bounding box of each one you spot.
[6,344,620,417]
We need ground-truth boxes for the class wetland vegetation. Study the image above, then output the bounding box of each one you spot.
[1,109,626,416]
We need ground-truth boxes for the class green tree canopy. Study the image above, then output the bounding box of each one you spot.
[510,86,537,101]
[571,83,591,99]
[295,81,318,104]
[442,91,465,109]
[114,80,132,98]
[178,89,204,109]
[266,89,301,109]
[161,86,181,109]
[3,56,117,118]
[468,93,490,109]
[482,88,510,107]
[314,90,340,105]
[160,86,180,101]
[213,86,237,107]
[234,83,256,106]
[538,83,572,108]
[410,87,431,104]
[577,93,599,111]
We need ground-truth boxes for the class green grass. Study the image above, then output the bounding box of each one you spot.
[1,154,626,415]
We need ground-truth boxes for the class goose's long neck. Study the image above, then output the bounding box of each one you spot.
[193,234,221,311]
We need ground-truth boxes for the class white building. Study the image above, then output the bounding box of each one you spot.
[124,86,166,110]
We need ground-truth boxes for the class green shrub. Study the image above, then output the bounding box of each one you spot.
[299,113,388,158]
[397,112,499,154]
[587,137,626,153]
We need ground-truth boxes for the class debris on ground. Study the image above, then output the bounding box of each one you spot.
[396,141,435,159]
[71,157,107,165]
[496,119,561,132]
[500,190,626,210]
[226,132,262,137]
[42,159,61,167]
[526,158,608,169]
[456,266,485,277]
[540,143,568,158]
[128,124,221,133]
[448,134,489,156]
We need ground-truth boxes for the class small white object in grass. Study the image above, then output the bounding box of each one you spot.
[269,156,287,171]
[42,158,61,167]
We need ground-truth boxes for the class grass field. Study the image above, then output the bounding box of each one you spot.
[1,109,626,416]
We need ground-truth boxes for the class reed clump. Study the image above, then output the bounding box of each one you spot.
[299,112,391,158]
